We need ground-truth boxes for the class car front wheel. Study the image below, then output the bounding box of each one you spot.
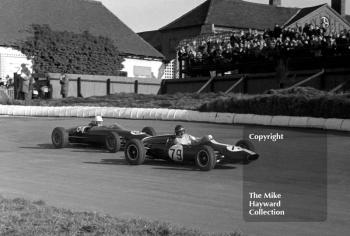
[195,145,216,171]
[124,139,146,165]
[51,127,69,148]
[105,132,121,153]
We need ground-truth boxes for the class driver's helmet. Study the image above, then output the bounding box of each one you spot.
[175,125,185,137]
[92,115,103,126]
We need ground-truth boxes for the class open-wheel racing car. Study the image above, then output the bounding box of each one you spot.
[123,134,259,171]
[51,123,156,153]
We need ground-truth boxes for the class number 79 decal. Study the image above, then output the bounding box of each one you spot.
[168,144,184,162]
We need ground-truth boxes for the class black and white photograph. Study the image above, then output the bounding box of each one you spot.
[0,0,349,235]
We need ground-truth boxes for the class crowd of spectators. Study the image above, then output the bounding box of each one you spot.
[0,75,14,88]
[178,24,350,68]
[0,66,53,100]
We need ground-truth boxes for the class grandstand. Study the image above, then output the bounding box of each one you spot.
[140,0,350,82]
[177,22,350,77]
[139,0,350,94]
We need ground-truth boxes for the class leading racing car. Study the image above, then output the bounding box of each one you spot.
[51,122,156,153]
[123,134,259,171]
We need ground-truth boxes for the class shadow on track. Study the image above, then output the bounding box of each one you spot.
[20,144,111,153]
[20,144,237,171]
[20,143,56,149]
[70,148,111,153]
[84,158,236,171]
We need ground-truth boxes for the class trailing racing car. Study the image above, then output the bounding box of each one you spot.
[51,123,156,153]
[123,134,259,171]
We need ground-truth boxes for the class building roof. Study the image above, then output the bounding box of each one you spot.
[0,0,164,59]
[160,0,212,30]
[160,0,300,31]
[285,4,326,26]
[138,30,163,53]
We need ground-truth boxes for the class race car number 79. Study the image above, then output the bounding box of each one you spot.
[168,145,183,162]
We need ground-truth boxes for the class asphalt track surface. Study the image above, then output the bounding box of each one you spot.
[0,116,349,236]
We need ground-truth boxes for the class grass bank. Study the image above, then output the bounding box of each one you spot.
[199,87,350,119]
[10,92,228,110]
[2,87,350,119]
[0,196,242,236]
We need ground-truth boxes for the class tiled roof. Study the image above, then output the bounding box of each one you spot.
[160,0,300,31]
[0,0,164,59]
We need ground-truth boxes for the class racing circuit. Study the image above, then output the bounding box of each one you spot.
[0,116,349,236]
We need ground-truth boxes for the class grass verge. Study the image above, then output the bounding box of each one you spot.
[0,196,242,236]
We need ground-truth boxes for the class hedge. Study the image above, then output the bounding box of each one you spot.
[13,24,124,75]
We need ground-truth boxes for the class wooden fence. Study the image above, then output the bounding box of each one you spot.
[10,73,162,100]
[0,87,14,100]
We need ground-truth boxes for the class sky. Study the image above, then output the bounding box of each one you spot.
[99,0,350,33]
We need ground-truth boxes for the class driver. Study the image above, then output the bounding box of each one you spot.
[174,125,199,145]
[89,115,103,127]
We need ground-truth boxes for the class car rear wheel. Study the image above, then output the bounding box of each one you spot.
[105,132,121,153]
[235,139,255,164]
[195,145,216,171]
[142,126,156,136]
[124,139,146,165]
[52,127,69,148]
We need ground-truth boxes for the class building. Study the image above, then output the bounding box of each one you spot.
[0,0,164,79]
[139,0,350,77]
[0,47,34,79]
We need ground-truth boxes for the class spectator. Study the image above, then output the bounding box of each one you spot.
[19,64,31,101]
[59,73,69,98]
[6,75,13,88]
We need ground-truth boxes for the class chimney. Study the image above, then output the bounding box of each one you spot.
[269,0,281,7]
[331,0,346,16]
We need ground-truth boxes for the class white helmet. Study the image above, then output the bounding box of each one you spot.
[94,116,103,122]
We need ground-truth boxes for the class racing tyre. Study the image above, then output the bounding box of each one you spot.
[142,126,156,136]
[124,139,146,165]
[195,145,216,171]
[51,127,69,148]
[235,139,255,164]
[105,132,121,153]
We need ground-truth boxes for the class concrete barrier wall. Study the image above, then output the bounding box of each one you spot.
[48,73,161,98]
[1,105,349,132]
